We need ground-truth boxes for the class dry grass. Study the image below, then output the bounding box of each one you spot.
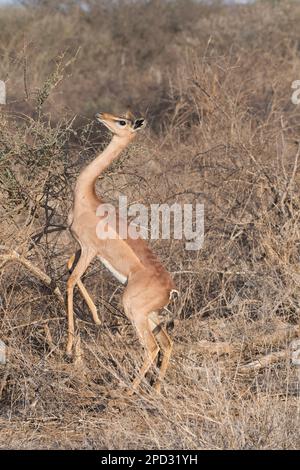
[0,0,300,449]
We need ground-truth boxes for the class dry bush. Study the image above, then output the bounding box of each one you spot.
[0,0,300,449]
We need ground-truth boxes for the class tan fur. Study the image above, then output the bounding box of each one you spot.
[66,112,177,394]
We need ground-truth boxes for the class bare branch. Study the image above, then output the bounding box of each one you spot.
[0,246,65,306]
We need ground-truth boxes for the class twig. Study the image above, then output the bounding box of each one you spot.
[0,246,65,306]
[239,350,288,374]
[23,38,29,101]
[176,340,233,356]
[10,317,65,331]
[280,143,300,207]
[0,367,9,400]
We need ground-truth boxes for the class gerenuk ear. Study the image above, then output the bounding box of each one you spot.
[133,118,146,130]
[125,110,135,122]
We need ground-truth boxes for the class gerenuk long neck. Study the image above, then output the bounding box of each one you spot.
[74,135,129,203]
